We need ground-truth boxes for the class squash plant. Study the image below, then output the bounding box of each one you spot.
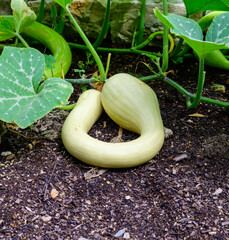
[0,47,73,129]
[52,0,165,168]
[0,0,73,130]
[0,0,72,79]
[154,8,229,109]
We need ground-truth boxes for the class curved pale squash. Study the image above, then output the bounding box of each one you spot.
[61,73,164,168]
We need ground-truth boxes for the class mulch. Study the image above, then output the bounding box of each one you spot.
[0,46,228,240]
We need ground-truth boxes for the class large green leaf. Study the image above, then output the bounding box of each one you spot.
[182,0,229,15]
[54,0,74,9]
[0,47,73,128]
[0,17,16,41]
[206,12,229,46]
[154,8,228,58]
[11,0,36,33]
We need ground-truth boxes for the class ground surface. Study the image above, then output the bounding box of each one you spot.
[0,45,229,240]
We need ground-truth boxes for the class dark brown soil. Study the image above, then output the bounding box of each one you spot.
[0,45,229,240]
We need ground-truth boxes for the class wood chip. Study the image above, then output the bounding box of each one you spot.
[41,216,52,222]
[188,113,205,117]
[50,188,59,199]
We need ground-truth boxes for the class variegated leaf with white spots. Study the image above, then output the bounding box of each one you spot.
[206,12,229,46]
[0,47,73,128]
[154,8,228,58]
[167,14,203,41]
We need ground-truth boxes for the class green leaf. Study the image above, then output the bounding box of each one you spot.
[44,54,57,70]
[182,0,229,15]
[221,0,229,7]
[206,12,229,46]
[53,0,74,9]
[154,8,203,40]
[0,17,16,41]
[179,35,227,58]
[0,47,73,128]
[11,0,36,33]
[167,14,203,41]
[154,8,229,58]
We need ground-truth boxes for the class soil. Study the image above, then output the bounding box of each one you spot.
[0,44,229,240]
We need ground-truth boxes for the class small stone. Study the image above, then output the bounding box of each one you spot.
[114,228,126,238]
[164,127,173,138]
[125,195,131,200]
[85,200,91,205]
[1,151,12,157]
[222,221,229,226]
[173,153,188,161]
[41,216,52,222]
[213,188,223,195]
[15,199,22,204]
[123,232,130,239]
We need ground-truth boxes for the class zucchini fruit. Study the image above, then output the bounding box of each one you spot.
[61,73,164,168]
[1,16,72,78]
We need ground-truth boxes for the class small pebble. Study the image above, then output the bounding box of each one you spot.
[1,151,12,157]
[173,153,188,161]
[114,228,126,238]
[213,188,223,195]
[222,221,229,226]
[123,232,130,239]
[164,127,173,138]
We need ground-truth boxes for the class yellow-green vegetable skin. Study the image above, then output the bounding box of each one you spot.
[61,73,164,168]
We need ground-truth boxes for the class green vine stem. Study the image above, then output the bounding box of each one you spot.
[14,32,30,48]
[186,57,206,109]
[93,0,111,49]
[134,31,174,53]
[140,74,228,109]
[68,42,163,57]
[65,3,106,82]
[37,0,45,23]
[53,6,66,35]
[169,38,184,58]
[136,0,146,45]
[162,0,169,72]
[64,78,96,84]
[56,103,76,110]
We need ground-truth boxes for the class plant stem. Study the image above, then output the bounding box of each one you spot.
[65,3,106,82]
[136,0,146,45]
[64,78,97,84]
[162,0,169,72]
[170,38,184,58]
[144,75,229,108]
[57,103,76,110]
[134,31,174,53]
[14,33,30,48]
[105,53,111,78]
[68,42,163,57]
[37,0,45,23]
[93,0,111,49]
[186,57,205,108]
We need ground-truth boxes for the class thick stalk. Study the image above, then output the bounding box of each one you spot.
[37,0,45,23]
[93,0,111,49]
[170,38,184,58]
[136,0,146,45]
[186,57,205,109]
[162,0,169,72]
[14,32,30,48]
[65,3,106,82]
